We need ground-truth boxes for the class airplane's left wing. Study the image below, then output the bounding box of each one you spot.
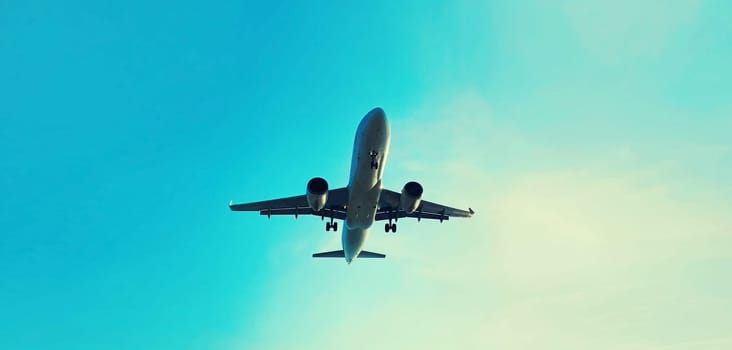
[229,187,349,220]
[376,188,474,222]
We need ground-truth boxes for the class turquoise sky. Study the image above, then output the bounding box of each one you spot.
[2,1,731,349]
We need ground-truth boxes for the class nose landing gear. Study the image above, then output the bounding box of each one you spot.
[370,150,379,170]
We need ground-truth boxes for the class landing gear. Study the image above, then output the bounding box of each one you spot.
[325,218,338,232]
[384,222,397,233]
[370,150,379,170]
[384,212,398,233]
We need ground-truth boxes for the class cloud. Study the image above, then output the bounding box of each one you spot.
[343,92,732,349]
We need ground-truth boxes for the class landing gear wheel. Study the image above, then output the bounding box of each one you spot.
[326,222,331,231]
[385,223,390,233]
[369,150,379,170]
[333,222,338,232]
[391,223,397,233]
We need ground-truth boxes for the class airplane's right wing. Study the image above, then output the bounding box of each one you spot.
[375,189,474,222]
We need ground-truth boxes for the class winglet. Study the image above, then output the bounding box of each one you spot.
[469,208,475,215]
[229,200,233,207]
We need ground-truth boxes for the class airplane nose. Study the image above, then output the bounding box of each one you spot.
[367,107,387,127]
[368,107,385,119]
[357,107,389,137]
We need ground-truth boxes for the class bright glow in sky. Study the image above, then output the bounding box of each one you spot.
[2,1,731,349]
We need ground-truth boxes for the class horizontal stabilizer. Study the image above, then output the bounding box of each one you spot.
[312,250,345,258]
[357,250,386,258]
[312,250,386,259]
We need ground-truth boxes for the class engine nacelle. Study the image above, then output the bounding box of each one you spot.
[306,177,329,211]
[400,181,423,214]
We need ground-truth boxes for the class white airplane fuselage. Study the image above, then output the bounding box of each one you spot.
[343,108,391,263]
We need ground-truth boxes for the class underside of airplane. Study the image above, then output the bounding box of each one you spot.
[229,107,474,263]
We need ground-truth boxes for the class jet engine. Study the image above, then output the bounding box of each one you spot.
[400,181,423,214]
[306,177,329,211]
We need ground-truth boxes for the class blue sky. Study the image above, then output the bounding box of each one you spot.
[2,1,731,349]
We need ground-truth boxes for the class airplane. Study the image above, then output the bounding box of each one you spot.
[229,107,474,263]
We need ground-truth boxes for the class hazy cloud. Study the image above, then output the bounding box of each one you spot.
[352,92,732,349]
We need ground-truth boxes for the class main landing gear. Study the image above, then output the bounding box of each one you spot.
[384,220,397,233]
[370,150,379,170]
[384,211,398,233]
[325,217,338,232]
